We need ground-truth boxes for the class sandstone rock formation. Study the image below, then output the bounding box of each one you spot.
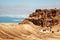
[0,9,60,40]
[19,9,60,28]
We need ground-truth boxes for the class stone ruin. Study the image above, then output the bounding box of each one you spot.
[19,8,60,28]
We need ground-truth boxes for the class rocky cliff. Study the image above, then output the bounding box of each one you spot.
[0,9,60,40]
[19,9,60,28]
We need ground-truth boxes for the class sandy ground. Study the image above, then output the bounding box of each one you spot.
[0,23,60,40]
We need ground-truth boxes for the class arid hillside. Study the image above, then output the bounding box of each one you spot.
[0,9,60,40]
[20,9,60,27]
[20,9,60,32]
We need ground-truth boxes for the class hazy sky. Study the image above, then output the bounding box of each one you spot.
[0,0,60,18]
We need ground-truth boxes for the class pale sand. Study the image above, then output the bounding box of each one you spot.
[0,23,60,40]
[0,23,18,24]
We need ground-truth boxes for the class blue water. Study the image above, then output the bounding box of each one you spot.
[0,16,25,23]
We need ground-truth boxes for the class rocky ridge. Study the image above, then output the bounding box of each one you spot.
[0,9,60,40]
[19,9,60,28]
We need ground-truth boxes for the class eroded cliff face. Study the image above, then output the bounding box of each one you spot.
[0,9,60,40]
[19,9,60,28]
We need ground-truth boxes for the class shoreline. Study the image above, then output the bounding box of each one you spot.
[0,23,18,24]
